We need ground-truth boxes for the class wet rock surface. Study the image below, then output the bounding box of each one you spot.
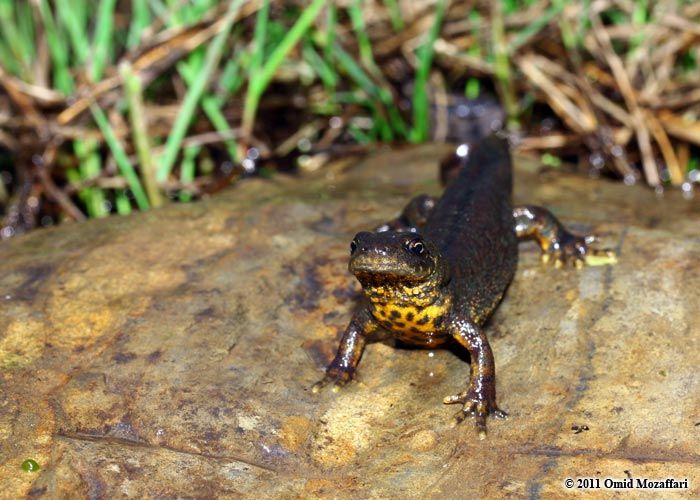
[1,144,698,498]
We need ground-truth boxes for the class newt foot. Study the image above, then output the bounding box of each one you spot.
[541,232,616,268]
[311,368,354,394]
[443,390,507,438]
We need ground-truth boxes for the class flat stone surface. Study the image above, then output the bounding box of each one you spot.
[0,144,698,498]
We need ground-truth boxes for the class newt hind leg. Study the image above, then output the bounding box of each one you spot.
[513,205,616,268]
[375,194,437,233]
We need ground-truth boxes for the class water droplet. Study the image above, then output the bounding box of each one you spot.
[456,144,469,158]
[298,138,312,152]
[541,118,555,131]
[610,145,623,157]
[329,116,343,129]
[297,155,311,169]
[456,104,471,118]
[681,182,694,200]
[489,119,503,131]
[654,185,664,196]
[31,154,43,167]
[1,227,15,239]
[241,158,255,173]
[623,174,636,186]
[589,152,604,168]
[246,147,260,160]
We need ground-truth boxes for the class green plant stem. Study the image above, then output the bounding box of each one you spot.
[157,0,244,182]
[241,0,326,137]
[127,0,150,49]
[91,0,117,81]
[410,0,446,142]
[179,145,201,202]
[491,0,519,131]
[90,105,150,210]
[251,0,270,74]
[122,63,163,208]
[37,0,73,93]
[383,0,404,31]
[57,0,88,64]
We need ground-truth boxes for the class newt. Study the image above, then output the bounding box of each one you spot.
[312,136,615,436]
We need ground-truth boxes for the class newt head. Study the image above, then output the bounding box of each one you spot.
[348,231,444,288]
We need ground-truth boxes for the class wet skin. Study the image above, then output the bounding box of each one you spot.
[313,136,613,436]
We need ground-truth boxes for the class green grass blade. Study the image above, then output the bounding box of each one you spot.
[410,0,446,142]
[127,0,151,49]
[465,77,480,100]
[57,0,89,64]
[0,2,31,78]
[74,140,108,218]
[91,0,117,81]
[115,189,132,215]
[303,41,337,90]
[383,0,404,31]
[242,0,326,135]
[157,0,245,182]
[180,50,240,161]
[491,0,519,131]
[332,43,379,99]
[216,57,246,101]
[122,62,163,207]
[509,3,564,53]
[90,104,150,210]
[323,1,336,65]
[37,0,73,93]
[251,0,270,75]
[347,0,381,78]
[179,145,201,202]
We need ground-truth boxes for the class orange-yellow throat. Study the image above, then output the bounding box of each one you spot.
[370,298,451,335]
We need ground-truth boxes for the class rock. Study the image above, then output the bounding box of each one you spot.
[0,144,698,497]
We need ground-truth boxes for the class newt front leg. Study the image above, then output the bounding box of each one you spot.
[312,306,378,393]
[444,315,507,438]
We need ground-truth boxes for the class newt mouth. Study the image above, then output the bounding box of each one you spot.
[349,255,434,283]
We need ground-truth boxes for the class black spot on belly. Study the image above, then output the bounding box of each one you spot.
[394,321,405,328]
[406,312,414,321]
[417,315,430,325]
[410,326,421,333]
[390,310,401,319]
[381,320,393,328]
[433,316,445,328]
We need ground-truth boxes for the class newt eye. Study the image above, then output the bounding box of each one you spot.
[405,239,425,255]
[350,239,358,254]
